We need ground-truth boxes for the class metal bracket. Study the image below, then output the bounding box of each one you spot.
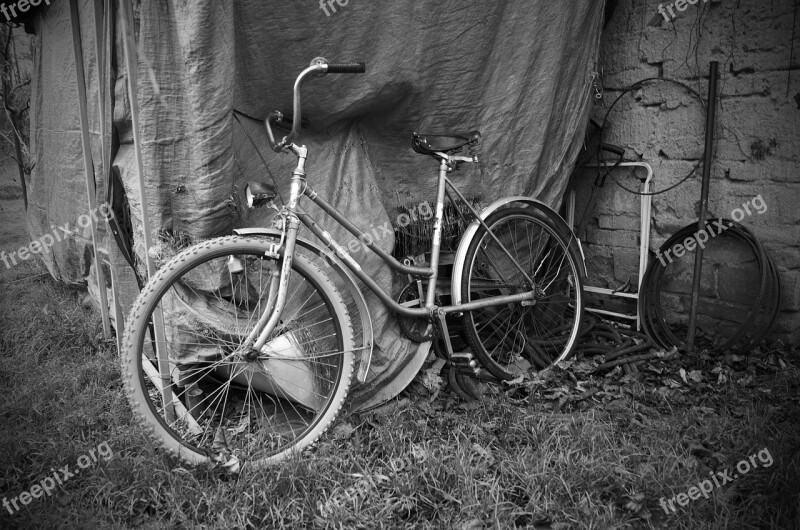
[265,243,281,259]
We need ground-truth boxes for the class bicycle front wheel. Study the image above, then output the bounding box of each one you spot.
[121,236,354,469]
[461,208,584,380]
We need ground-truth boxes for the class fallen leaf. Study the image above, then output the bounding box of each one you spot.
[461,520,484,530]
[471,443,495,466]
[418,359,446,393]
[687,370,703,383]
[331,422,356,439]
[411,443,430,463]
[624,492,645,512]
[505,374,525,386]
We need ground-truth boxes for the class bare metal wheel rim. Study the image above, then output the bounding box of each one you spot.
[461,208,584,380]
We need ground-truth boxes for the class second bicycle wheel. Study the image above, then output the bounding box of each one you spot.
[461,207,584,380]
[121,236,354,470]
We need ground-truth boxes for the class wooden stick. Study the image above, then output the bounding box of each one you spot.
[92,0,126,353]
[141,357,201,436]
[119,0,175,421]
[68,0,112,338]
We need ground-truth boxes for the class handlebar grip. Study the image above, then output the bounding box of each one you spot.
[326,62,366,74]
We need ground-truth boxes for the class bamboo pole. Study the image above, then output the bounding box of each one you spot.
[68,0,112,339]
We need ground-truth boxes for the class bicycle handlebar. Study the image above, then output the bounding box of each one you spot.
[265,59,366,153]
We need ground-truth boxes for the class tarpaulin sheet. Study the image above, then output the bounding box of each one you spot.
[26,0,604,409]
[26,0,111,284]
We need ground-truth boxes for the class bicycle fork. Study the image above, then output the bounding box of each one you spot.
[243,145,308,352]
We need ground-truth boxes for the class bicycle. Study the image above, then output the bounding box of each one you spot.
[121,58,586,470]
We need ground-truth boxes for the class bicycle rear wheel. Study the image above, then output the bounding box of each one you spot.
[121,236,354,469]
[461,208,584,380]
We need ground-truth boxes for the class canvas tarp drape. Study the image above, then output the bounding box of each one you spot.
[26,0,604,408]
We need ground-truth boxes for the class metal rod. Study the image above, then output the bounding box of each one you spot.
[444,176,534,286]
[438,291,536,314]
[424,159,449,307]
[303,185,433,277]
[686,61,719,354]
[297,212,536,318]
[68,0,112,338]
[578,162,654,331]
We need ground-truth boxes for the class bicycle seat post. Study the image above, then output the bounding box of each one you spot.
[424,156,451,308]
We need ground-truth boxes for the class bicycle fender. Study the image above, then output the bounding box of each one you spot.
[450,196,587,305]
[233,227,374,383]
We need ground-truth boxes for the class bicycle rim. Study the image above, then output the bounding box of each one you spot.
[461,208,584,379]
[121,236,354,469]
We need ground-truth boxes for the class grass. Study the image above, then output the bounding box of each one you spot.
[0,256,798,529]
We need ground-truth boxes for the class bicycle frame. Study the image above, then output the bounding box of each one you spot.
[246,143,537,350]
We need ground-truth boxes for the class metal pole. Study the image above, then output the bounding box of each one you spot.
[685,61,719,354]
[68,0,112,338]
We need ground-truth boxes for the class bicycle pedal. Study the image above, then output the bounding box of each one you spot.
[455,364,476,376]
[449,352,481,377]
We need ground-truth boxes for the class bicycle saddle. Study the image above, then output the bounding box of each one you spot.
[412,131,481,156]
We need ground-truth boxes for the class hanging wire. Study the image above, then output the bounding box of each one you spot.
[232,109,286,204]
[598,77,706,196]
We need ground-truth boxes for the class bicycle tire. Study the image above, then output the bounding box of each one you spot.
[121,236,354,469]
[460,208,584,380]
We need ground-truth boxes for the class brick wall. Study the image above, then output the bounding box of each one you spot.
[571,0,799,343]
